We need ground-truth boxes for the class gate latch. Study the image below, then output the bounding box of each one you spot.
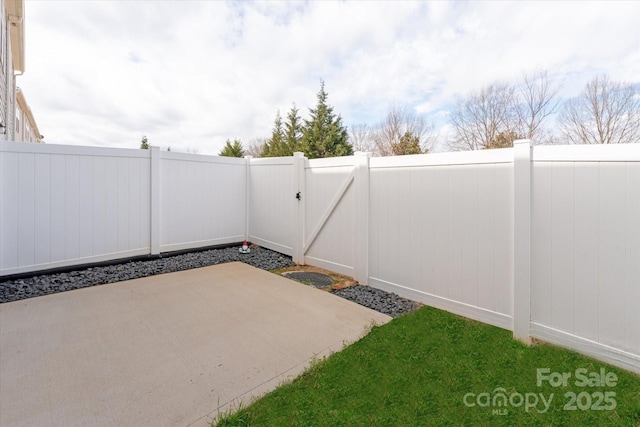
[296,192,302,201]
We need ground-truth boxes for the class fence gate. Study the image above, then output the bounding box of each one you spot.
[296,154,370,283]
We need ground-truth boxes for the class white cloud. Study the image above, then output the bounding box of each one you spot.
[18,0,640,154]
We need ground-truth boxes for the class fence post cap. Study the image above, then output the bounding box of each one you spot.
[354,151,373,157]
[514,139,532,145]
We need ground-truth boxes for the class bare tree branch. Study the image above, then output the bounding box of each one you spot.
[515,69,561,142]
[371,105,436,155]
[245,137,267,157]
[449,83,517,150]
[349,123,375,153]
[558,75,640,144]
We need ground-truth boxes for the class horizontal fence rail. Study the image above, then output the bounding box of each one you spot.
[1,140,638,374]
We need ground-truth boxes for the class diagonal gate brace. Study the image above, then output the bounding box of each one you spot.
[303,170,354,254]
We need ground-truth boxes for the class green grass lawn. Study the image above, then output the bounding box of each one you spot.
[214,306,640,426]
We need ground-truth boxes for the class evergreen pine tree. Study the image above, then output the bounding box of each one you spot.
[140,135,149,149]
[392,131,424,155]
[262,110,287,157]
[301,81,352,159]
[218,139,245,157]
[284,104,303,154]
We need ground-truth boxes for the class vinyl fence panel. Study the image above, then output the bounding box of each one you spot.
[1,142,151,276]
[368,150,514,329]
[159,152,246,252]
[530,144,640,371]
[248,157,297,256]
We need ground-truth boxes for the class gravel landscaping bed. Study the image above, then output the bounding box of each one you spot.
[0,246,295,304]
[0,246,421,317]
[332,285,421,318]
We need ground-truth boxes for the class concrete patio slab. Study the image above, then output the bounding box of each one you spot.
[0,262,391,427]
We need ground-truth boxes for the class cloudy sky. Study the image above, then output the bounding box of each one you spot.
[18,0,640,154]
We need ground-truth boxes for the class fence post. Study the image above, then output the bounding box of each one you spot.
[293,152,306,265]
[513,139,532,344]
[150,146,161,255]
[354,152,371,285]
[244,155,253,242]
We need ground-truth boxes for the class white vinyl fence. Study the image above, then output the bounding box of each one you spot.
[0,142,247,276]
[529,144,640,373]
[303,156,358,276]
[1,143,152,275]
[247,155,301,257]
[1,140,638,374]
[249,142,639,374]
[159,151,246,253]
[368,149,515,330]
